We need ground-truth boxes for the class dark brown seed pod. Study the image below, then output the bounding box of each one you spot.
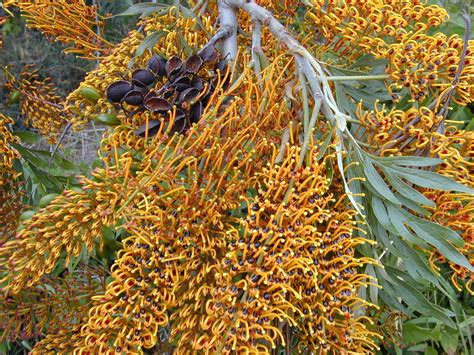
[133,84,149,96]
[171,76,192,91]
[215,59,229,74]
[161,88,175,100]
[144,90,158,102]
[135,120,162,137]
[166,56,183,77]
[178,87,200,104]
[185,54,203,74]
[106,80,133,103]
[190,100,203,124]
[170,110,187,134]
[199,45,219,62]
[132,69,156,87]
[144,97,172,112]
[147,55,167,76]
[191,77,204,91]
[123,90,144,105]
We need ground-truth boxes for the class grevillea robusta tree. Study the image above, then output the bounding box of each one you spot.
[0,0,473,353]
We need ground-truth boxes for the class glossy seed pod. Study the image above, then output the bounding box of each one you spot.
[144,97,172,112]
[190,100,203,124]
[131,69,156,87]
[199,44,219,62]
[147,55,167,76]
[178,87,200,104]
[165,56,183,77]
[185,54,203,74]
[106,80,133,103]
[123,90,144,105]
[135,119,162,137]
[170,110,188,134]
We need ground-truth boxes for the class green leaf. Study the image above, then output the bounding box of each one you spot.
[372,155,442,167]
[371,197,397,234]
[407,216,473,271]
[386,202,429,246]
[384,267,456,328]
[406,213,463,246]
[363,159,400,204]
[136,30,166,57]
[402,323,433,344]
[335,83,356,115]
[315,127,333,161]
[394,193,431,216]
[425,346,438,355]
[440,327,459,353]
[13,131,41,144]
[116,3,170,17]
[385,171,435,207]
[390,166,473,194]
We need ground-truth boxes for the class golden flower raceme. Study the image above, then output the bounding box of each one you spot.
[306,0,448,62]
[4,0,112,59]
[4,66,67,144]
[0,114,21,185]
[204,144,380,353]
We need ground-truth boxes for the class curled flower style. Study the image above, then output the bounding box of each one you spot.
[382,34,474,104]
[0,185,116,294]
[4,0,112,59]
[426,191,474,294]
[31,324,87,354]
[353,103,444,156]
[4,66,67,143]
[307,0,448,62]
[204,144,380,353]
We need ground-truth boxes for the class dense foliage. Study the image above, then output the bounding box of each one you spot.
[0,0,473,353]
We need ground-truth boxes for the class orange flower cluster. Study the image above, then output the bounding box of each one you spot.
[307,1,474,104]
[0,114,21,185]
[307,0,448,61]
[5,42,380,352]
[31,324,87,354]
[0,183,117,294]
[5,66,67,143]
[381,34,474,104]
[1,5,389,352]
[203,144,380,353]
[353,103,443,156]
[4,0,112,59]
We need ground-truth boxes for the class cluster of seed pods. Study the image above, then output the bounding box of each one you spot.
[105,46,229,137]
